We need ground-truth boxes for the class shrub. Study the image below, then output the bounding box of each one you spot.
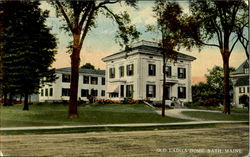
[202,98,220,107]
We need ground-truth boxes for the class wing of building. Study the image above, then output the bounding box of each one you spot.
[102,40,196,106]
[231,60,249,106]
[39,67,106,102]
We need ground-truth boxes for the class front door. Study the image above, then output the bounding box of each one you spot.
[164,86,170,100]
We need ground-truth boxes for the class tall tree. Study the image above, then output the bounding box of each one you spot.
[51,0,140,118]
[148,0,200,116]
[186,0,248,114]
[0,1,57,109]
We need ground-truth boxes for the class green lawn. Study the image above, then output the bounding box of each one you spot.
[0,103,188,127]
[186,104,249,113]
[182,111,249,121]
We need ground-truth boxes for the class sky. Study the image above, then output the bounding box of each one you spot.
[40,1,247,84]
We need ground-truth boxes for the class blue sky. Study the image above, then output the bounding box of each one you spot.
[40,1,247,81]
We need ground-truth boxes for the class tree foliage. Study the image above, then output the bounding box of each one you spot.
[81,63,95,69]
[51,0,140,117]
[0,1,57,109]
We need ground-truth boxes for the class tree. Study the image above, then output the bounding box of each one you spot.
[51,0,140,118]
[0,1,57,110]
[81,63,95,69]
[186,0,248,114]
[148,1,200,116]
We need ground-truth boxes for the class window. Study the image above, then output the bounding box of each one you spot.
[178,68,186,79]
[101,90,105,96]
[244,68,249,74]
[120,85,124,97]
[41,89,44,96]
[166,66,172,77]
[239,87,245,93]
[81,89,89,97]
[83,76,89,84]
[127,64,134,76]
[146,85,156,98]
[119,66,125,77]
[45,88,48,96]
[49,88,53,96]
[102,77,105,85]
[109,93,118,98]
[126,85,133,98]
[109,68,115,78]
[62,74,70,82]
[178,87,186,99]
[148,64,156,76]
[91,77,98,85]
[62,88,70,96]
[91,89,98,96]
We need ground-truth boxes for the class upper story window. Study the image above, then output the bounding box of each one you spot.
[119,66,124,77]
[102,77,105,85]
[239,87,245,93]
[178,86,186,99]
[91,76,98,85]
[148,64,156,76]
[62,74,71,82]
[166,66,172,78]
[109,67,115,78]
[146,84,156,98]
[83,76,89,84]
[178,68,186,79]
[127,64,134,76]
[62,88,70,96]
[101,90,105,96]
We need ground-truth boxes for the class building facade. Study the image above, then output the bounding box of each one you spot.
[39,67,106,102]
[232,60,249,107]
[102,40,196,106]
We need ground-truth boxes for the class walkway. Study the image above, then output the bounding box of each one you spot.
[0,120,248,131]
[156,109,224,121]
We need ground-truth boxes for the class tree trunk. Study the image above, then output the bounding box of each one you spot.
[23,92,29,110]
[222,53,231,114]
[3,91,8,106]
[8,92,13,106]
[162,53,166,117]
[69,34,81,118]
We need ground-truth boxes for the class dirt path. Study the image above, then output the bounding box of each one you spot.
[1,125,248,157]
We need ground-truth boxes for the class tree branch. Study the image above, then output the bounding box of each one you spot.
[79,5,96,49]
[55,1,73,33]
[229,36,239,54]
[79,3,93,29]
[96,0,120,10]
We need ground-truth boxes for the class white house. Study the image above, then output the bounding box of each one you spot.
[39,67,106,102]
[231,60,249,107]
[102,40,196,106]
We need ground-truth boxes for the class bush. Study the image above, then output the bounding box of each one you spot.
[202,98,220,107]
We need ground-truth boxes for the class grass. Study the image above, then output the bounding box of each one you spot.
[0,103,188,127]
[182,111,249,121]
[186,104,249,113]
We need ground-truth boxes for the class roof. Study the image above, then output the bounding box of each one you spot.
[102,40,196,61]
[56,67,105,75]
[232,60,249,75]
[234,76,249,86]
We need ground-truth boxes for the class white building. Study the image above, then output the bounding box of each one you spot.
[39,67,106,102]
[232,60,249,107]
[102,40,196,106]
